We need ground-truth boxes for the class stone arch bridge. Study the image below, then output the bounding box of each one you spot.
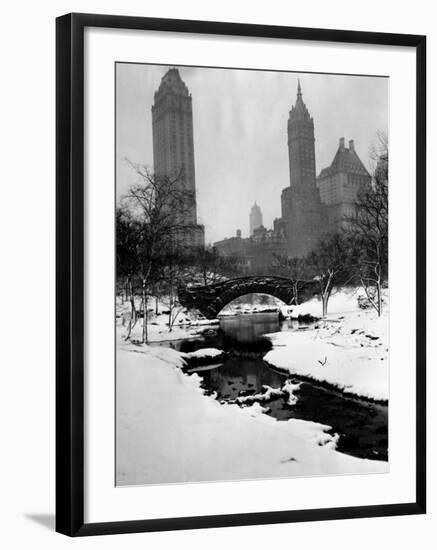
[178,276,318,319]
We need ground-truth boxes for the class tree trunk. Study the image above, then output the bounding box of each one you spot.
[125,297,136,340]
[377,279,382,317]
[321,275,334,318]
[144,295,149,344]
[359,272,382,317]
[142,279,148,344]
[168,289,172,332]
[322,294,328,317]
[124,278,136,340]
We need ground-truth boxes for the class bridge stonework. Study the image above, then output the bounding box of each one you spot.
[178,276,317,319]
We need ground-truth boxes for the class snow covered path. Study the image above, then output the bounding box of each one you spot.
[116,340,387,486]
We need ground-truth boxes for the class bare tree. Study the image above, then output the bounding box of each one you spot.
[186,246,242,286]
[368,130,388,171]
[272,254,309,305]
[346,133,388,316]
[116,207,142,339]
[307,234,350,317]
[192,246,224,286]
[160,254,188,331]
[119,162,198,343]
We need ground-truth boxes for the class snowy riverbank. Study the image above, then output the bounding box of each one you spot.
[265,289,389,402]
[116,332,388,486]
[117,296,218,343]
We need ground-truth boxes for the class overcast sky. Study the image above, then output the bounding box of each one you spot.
[116,63,388,245]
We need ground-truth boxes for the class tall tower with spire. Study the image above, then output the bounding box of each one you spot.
[249,202,263,236]
[281,80,327,257]
[287,79,317,188]
[152,67,204,248]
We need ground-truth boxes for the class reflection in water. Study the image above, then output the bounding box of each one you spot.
[199,356,286,401]
[219,313,281,343]
[219,313,314,343]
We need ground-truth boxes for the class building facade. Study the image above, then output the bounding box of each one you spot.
[317,138,371,231]
[152,68,204,248]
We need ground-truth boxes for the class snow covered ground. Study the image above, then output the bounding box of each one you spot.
[219,304,282,316]
[116,296,218,343]
[116,287,388,485]
[266,288,389,401]
[184,348,224,359]
[116,330,388,486]
[281,286,384,319]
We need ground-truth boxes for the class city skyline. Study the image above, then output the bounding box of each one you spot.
[116,63,388,244]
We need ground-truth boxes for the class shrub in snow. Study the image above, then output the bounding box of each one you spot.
[357,291,384,311]
[357,294,372,310]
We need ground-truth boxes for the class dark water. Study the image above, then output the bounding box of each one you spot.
[155,312,388,462]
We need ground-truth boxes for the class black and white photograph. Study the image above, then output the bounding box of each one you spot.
[0,0,431,545]
[115,63,389,486]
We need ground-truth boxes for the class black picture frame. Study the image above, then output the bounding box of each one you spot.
[56,12,426,537]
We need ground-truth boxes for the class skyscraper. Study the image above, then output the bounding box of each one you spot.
[249,202,263,236]
[287,80,316,189]
[151,68,204,248]
[281,81,327,257]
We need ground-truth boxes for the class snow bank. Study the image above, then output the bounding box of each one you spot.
[120,316,211,344]
[283,287,386,320]
[236,385,284,404]
[184,348,224,359]
[183,347,227,368]
[236,381,301,406]
[190,319,219,326]
[116,338,387,486]
[283,380,302,405]
[265,306,389,401]
[219,305,279,317]
[117,295,218,343]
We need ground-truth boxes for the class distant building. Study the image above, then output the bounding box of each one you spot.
[280,81,328,257]
[214,202,287,275]
[249,202,263,236]
[213,78,380,273]
[317,138,371,231]
[249,225,288,274]
[213,230,251,273]
[214,222,287,276]
[152,68,204,248]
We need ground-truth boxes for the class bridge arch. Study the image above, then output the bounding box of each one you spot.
[218,292,287,316]
[178,276,317,319]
